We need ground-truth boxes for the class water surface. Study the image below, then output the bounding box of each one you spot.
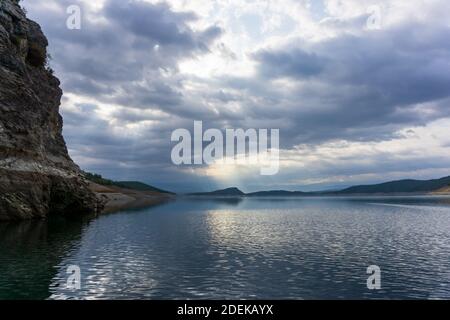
[1,196,450,299]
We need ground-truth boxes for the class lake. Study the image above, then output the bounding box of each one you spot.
[1,196,450,300]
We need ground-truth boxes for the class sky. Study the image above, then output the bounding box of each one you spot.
[22,0,450,193]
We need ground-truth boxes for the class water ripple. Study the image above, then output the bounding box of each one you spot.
[1,197,450,299]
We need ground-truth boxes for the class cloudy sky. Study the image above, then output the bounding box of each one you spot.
[23,0,450,193]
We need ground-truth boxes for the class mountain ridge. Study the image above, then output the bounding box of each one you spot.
[336,176,450,195]
[190,176,450,197]
[190,187,245,196]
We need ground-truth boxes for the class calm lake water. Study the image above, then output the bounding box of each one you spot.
[1,196,450,300]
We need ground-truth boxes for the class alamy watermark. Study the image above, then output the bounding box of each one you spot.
[367,265,381,290]
[366,5,383,30]
[171,121,280,175]
[66,265,81,290]
[66,5,82,30]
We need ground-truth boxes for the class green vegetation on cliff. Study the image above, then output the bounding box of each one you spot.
[83,172,174,194]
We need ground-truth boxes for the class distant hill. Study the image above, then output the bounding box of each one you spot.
[247,190,307,197]
[336,176,450,195]
[83,172,174,194]
[114,181,174,194]
[188,176,450,197]
[190,187,245,196]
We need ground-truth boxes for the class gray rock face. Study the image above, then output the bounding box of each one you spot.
[0,0,102,220]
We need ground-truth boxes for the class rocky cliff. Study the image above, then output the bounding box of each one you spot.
[0,0,102,220]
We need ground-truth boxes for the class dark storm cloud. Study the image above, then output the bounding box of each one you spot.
[113,81,184,110]
[104,0,221,50]
[249,22,450,146]
[255,48,325,78]
[23,0,222,104]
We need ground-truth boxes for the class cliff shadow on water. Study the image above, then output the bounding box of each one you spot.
[0,198,170,300]
[0,215,93,300]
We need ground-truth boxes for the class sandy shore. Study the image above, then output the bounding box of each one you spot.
[89,183,174,213]
[431,186,450,195]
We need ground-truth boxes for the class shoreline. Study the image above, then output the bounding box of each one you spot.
[89,183,174,214]
[183,192,450,199]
